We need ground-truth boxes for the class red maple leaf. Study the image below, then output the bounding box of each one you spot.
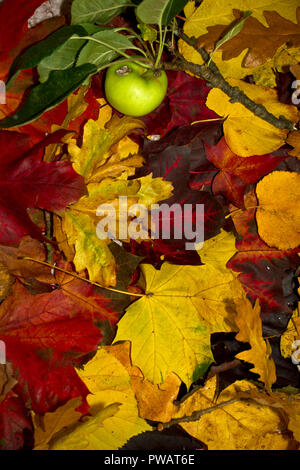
[141,71,219,138]
[0,130,85,244]
[0,391,33,450]
[202,137,288,207]
[0,280,115,414]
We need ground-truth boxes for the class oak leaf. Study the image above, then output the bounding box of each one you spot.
[234,297,277,392]
[197,9,300,68]
[180,0,300,80]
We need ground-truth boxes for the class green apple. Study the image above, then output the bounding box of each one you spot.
[104,61,168,117]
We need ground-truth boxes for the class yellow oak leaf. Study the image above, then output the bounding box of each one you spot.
[206,79,298,156]
[234,297,276,392]
[59,174,172,286]
[33,398,82,450]
[172,376,295,450]
[106,342,181,423]
[68,113,145,182]
[114,262,246,386]
[256,171,300,250]
[50,348,151,450]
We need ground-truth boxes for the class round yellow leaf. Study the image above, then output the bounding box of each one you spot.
[256,171,300,250]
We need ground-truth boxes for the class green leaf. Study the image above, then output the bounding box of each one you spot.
[0,64,97,129]
[37,24,104,83]
[7,25,87,86]
[76,29,136,68]
[137,23,157,42]
[136,0,188,26]
[209,11,252,64]
[71,0,133,25]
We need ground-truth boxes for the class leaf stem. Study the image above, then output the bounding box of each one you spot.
[21,257,145,298]
[70,36,152,69]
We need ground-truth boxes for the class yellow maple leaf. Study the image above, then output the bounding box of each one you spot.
[256,171,300,250]
[234,297,276,392]
[114,261,246,386]
[196,229,236,273]
[205,79,298,156]
[106,342,181,423]
[172,376,295,450]
[50,348,151,450]
[68,111,145,182]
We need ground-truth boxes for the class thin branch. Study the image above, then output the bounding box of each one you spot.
[164,31,295,131]
[157,397,240,430]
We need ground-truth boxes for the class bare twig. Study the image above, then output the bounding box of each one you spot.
[157,397,240,431]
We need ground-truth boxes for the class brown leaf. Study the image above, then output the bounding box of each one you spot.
[197,8,300,67]
[0,362,18,403]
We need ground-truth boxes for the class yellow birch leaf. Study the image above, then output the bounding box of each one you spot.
[114,262,246,386]
[234,297,277,392]
[172,377,293,450]
[33,398,82,450]
[256,171,300,250]
[50,348,151,450]
[206,79,298,156]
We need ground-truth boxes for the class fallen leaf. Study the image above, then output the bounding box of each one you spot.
[197,8,300,68]
[0,362,17,403]
[33,397,82,450]
[206,79,298,156]
[114,261,246,386]
[0,130,85,245]
[50,348,151,450]
[203,137,287,206]
[256,171,300,250]
[172,376,294,450]
[106,342,181,423]
[234,297,277,392]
